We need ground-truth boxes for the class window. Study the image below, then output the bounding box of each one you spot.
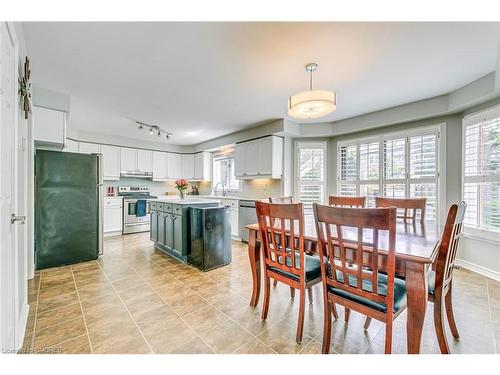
[295,141,327,214]
[213,156,240,191]
[338,126,441,220]
[463,106,500,233]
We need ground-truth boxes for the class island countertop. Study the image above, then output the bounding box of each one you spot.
[154,198,221,205]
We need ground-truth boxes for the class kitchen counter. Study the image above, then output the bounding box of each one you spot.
[155,198,221,205]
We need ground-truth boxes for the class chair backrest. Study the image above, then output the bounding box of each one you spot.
[256,201,306,282]
[269,196,293,204]
[435,202,467,294]
[313,203,397,315]
[329,195,366,208]
[375,197,426,223]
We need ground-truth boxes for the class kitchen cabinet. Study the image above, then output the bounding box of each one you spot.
[63,139,79,153]
[167,153,182,180]
[79,142,101,154]
[181,154,195,180]
[220,198,239,239]
[172,214,183,254]
[152,151,168,181]
[194,152,212,181]
[103,197,122,236]
[235,136,283,179]
[34,106,66,149]
[137,149,153,173]
[150,211,158,242]
[101,145,121,180]
[120,148,137,171]
[157,212,166,246]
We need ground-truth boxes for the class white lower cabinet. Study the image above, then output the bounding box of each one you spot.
[104,197,123,236]
[220,198,239,238]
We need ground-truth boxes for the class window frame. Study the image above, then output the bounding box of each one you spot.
[461,106,500,240]
[212,154,241,193]
[337,124,446,222]
[294,140,328,211]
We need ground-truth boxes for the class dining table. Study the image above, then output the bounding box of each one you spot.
[245,217,441,354]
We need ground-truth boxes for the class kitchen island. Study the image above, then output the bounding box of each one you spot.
[149,198,220,262]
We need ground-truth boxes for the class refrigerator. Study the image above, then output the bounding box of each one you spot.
[189,206,231,271]
[35,150,103,269]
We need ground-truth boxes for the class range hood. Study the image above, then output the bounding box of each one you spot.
[120,170,153,179]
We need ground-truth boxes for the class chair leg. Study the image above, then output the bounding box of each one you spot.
[445,284,460,339]
[307,287,313,304]
[261,276,271,320]
[364,317,372,330]
[296,289,306,344]
[434,296,451,354]
[384,323,393,354]
[344,308,350,323]
[322,297,332,354]
[273,279,278,287]
[331,302,338,320]
[290,287,295,299]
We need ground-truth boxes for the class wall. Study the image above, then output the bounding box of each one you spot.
[196,178,282,199]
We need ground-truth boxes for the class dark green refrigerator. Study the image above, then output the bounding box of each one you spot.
[35,150,103,269]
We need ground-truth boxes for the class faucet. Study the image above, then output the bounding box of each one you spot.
[214,182,227,197]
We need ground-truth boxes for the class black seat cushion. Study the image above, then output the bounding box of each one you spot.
[269,254,322,282]
[328,271,407,313]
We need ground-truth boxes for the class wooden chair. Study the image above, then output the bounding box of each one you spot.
[313,203,406,354]
[269,196,293,204]
[329,195,366,208]
[428,201,466,354]
[375,197,426,224]
[256,201,322,343]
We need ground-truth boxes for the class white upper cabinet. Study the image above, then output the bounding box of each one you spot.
[235,136,283,179]
[34,106,66,148]
[63,139,79,153]
[194,152,212,181]
[101,145,121,180]
[181,154,195,180]
[167,153,182,179]
[137,150,153,173]
[79,142,101,154]
[120,148,137,171]
[152,151,168,181]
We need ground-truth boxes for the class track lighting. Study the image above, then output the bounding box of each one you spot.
[135,121,173,141]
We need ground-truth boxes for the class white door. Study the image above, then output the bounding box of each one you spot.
[1,22,27,352]
[181,154,195,180]
[137,149,153,173]
[258,137,273,175]
[167,153,182,179]
[245,141,260,175]
[152,151,167,180]
[234,143,246,177]
[101,145,120,180]
[120,148,137,171]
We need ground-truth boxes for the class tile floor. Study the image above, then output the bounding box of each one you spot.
[20,232,500,354]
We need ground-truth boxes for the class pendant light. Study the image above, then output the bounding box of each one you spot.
[288,63,336,120]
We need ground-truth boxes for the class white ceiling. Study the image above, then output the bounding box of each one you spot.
[23,22,500,145]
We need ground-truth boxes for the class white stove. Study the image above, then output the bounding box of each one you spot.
[118,186,156,234]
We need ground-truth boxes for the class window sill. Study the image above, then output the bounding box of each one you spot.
[463,226,500,245]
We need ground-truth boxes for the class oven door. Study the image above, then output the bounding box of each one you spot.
[124,199,151,225]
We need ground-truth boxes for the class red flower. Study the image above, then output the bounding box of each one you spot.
[175,179,188,190]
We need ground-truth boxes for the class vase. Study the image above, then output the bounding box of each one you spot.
[179,190,185,200]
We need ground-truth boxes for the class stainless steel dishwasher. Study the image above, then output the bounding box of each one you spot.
[238,199,257,242]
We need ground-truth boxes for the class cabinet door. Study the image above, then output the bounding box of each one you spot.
[137,149,153,173]
[64,139,79,153]
[172,214,183,254]
[258,137,273,176]
[157,212,166,246]
[194,153,204,180]
[230,207,239,237]
[34,106,66,145]
[121,148,137,171]
[79,142,101,154]
[104,206,122,233]
[152,151,167,180]
[101,145,121,180]
[245,141,260,175]
[150,211,158,242]
[164,214,173,249]
[234,143,246,177]
[181,154,195,180]
[167,153,182,179]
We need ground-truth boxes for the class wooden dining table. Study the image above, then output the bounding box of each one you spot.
[245,217,441,354]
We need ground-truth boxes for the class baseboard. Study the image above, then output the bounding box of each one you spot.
[455,259,500,282]
[15,303,29,351]
[104,230,123,238]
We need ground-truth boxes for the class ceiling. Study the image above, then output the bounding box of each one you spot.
[23,22,500,145]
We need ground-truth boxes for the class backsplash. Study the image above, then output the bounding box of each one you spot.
[104,178,200,197]
[197,179,283,199]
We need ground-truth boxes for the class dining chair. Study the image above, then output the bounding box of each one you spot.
[256,201,322,343]
[328,195,366,208]
[427,201,467,354]
[269,196,293,204]
[375,197,426,224]
[313,203,406,354]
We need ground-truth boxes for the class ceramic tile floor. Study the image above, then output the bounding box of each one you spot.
[20,232,500,354]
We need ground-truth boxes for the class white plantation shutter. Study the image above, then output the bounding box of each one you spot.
[296,142,327,213]
[463,105,500,231]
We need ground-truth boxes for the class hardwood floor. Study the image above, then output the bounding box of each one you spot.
[20,232,500,354]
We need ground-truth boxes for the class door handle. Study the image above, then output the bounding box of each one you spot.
[11,214,26,224]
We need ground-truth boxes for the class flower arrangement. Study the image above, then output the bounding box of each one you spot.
[175,179,189,199]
